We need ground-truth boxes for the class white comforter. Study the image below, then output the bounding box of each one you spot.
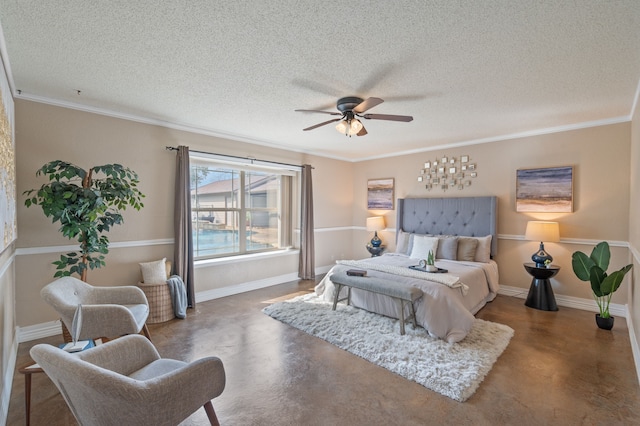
[314,253,500,343]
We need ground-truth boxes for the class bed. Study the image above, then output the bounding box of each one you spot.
[315,196,499,343]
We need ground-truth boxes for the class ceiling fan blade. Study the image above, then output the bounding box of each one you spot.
[302,118,341,131]
[295,109,341,116]
[353,97,384,114]
[356,125,368,136]
[361,113,413,122]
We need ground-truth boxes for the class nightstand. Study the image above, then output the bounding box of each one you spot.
[366,244,385,257]
[523,262,560,311]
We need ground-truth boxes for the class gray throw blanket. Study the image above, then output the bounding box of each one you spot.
[166,275,187,319]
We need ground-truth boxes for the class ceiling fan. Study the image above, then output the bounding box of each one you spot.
[295,96,413,137]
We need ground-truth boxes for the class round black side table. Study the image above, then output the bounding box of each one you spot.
[523,262,560,311]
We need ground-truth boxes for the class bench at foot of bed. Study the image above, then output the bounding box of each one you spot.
[330,272,423,335]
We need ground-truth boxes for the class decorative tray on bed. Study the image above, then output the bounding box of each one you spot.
[409,266,448,273]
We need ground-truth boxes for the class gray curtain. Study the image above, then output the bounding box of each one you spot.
[298,164,315,279]
[174,146,196,307]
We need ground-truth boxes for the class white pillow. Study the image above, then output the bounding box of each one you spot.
[139,258,167,283]
[396,230,411,255]
[473,235,492,263]
[410,235,439,260]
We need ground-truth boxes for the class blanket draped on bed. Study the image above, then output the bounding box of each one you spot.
[336,260,469,295]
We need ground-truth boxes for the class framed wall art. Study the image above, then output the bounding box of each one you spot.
[0,62,15,252]
[367,178,394,210]
[516,166,573,212]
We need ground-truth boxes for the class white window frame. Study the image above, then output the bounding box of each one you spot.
[189,152,298,259]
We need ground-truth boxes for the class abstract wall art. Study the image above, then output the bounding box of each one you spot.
[516,166,573,213]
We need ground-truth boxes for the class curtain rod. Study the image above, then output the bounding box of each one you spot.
[165,146,311,170]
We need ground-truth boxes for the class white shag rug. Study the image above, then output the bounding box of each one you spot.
[262,294,514,402]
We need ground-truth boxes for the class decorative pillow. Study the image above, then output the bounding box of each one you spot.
[457,237,479,261]
[473,235,493,263]
[139,258,167,283]
[410,235,439,260]
[396,230,411,255]
[436,236,458,260]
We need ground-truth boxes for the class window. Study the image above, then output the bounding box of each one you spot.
[190,154,296,259]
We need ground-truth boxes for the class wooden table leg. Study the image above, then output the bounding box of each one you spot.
[24,371,31,426]
[18,362,43,426]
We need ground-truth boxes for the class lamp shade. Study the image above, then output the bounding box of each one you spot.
[366,216,385,231]
[525,221,560,242]
[335,120,348,134]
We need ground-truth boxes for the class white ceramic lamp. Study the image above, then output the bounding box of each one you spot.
[366,216,385,247]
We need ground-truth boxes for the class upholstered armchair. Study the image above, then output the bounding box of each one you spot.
[30,334,226,426]
[41,276,151,341]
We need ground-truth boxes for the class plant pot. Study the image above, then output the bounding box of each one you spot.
[595,314,614,330]
[426,265,438,272]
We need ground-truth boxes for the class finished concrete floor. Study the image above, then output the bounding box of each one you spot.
[7,278,640,425]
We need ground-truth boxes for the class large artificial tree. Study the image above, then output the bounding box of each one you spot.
[24,160,145,281]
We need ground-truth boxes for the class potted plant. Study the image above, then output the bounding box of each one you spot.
[24,160,145,281]
[571,241,632,330]
[425,250,437,272]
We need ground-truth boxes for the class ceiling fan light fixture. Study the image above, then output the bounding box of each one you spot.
[350,118,363,134]
[335,118,363,136]
[335,119,349,135]
[298,96,412,136]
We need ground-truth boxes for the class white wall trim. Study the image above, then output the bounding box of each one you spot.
[15,225,358,257]
[195,248,299,268]
[196,264,333,303]
[15,238,175,256]
[0,252,14,278]
[354,116,631,162]
[313,226,357,233]
[630,76,640,120]
[18,320,63,343]
[628,242,640,387]
[13,233,631,256]
[499,284,627,317]
[497,234,629,247]
[0,329,18,426]
[14,92,632,164]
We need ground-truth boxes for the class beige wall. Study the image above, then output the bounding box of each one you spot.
[14,100,354,327]
[629,99,640,358]
[353,123,632,302]
[11,99,637,329]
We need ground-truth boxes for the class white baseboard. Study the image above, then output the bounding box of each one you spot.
[498,285,626,318]
[18,320,63,343]
[17,264,335,342]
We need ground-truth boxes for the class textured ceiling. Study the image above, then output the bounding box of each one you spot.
[0,1,639,161]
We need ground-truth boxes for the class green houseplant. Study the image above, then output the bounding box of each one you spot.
[571,241,632,329]
[24,161,145,281]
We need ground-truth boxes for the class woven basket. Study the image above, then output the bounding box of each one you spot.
[138,281,175,323]
[61,320,73,343]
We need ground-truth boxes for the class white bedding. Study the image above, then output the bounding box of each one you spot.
[314,253,499,343]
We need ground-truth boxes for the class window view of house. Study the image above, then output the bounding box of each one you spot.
[190,160,290,258]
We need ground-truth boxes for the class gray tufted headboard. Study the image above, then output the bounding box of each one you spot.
[397,197,498,256]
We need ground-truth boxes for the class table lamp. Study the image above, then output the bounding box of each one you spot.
[525,221,560,267]
[366,216,385,247]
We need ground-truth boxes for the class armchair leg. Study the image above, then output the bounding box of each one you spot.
[141,324,152,341]
[204,401,220,426]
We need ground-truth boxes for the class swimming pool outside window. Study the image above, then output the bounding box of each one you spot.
[190,156,295,259]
